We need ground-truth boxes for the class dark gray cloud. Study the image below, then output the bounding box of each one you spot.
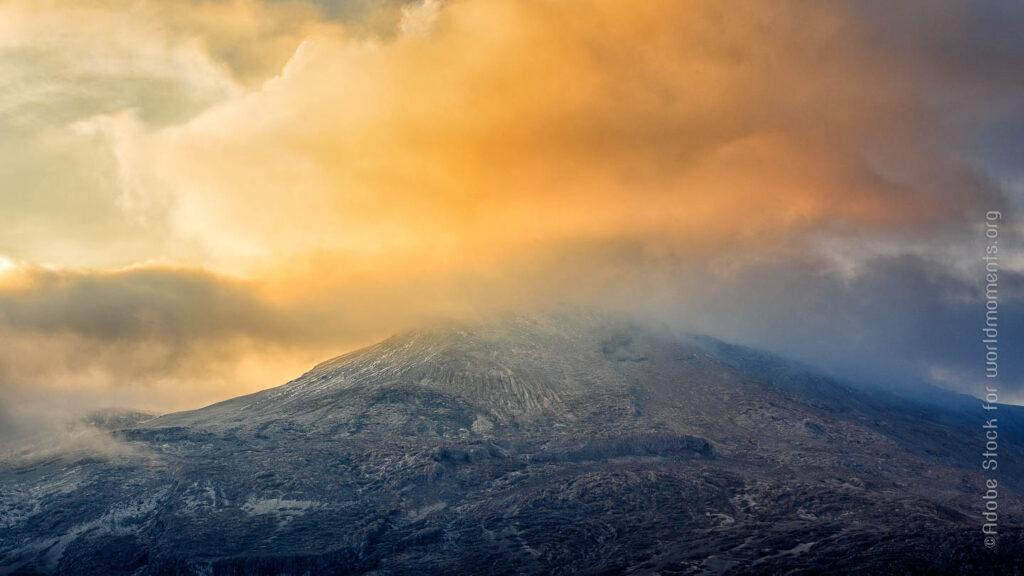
[0,267,289,342]
[665,254,1024,403]
[296,0,419,35]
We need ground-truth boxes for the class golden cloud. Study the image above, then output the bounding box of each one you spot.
[74,0,990,281]
[1,0,1020,414]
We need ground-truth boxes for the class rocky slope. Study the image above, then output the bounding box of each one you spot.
[1,311,1021,574]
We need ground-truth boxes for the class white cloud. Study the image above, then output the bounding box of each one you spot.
[400,0,442,37]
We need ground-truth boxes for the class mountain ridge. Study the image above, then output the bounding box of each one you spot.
[2,311,1021,575]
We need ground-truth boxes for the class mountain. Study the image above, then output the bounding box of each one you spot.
[1,311,1021,575]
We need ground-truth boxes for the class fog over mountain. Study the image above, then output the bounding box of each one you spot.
[2,311,1020,574]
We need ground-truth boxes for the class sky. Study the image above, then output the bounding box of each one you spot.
[1,0,1023,431]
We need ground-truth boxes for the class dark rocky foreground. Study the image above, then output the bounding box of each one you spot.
[2,312,1022,575]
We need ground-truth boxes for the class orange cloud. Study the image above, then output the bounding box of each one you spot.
[2,0,1020,414]
[78,0,982,283]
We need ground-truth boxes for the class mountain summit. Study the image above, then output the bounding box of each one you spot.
[1,312,1021,574]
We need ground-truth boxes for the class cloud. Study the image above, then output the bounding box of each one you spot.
[77,0,1015,279]
[400,0,442,37]
[666,253,1024,401]
[0,0,1021,413]
[0,264,293,413]
[0,259,507,414]
[0,0,336,268]
[2,245,1021,420]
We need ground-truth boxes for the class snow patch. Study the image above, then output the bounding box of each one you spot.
[471,415,494,434]
[241,498,317,516]
[407,501,447,523]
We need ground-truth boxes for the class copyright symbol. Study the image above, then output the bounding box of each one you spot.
[985,537,996,549]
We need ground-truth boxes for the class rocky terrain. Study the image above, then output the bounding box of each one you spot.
[1,311,1021,574]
